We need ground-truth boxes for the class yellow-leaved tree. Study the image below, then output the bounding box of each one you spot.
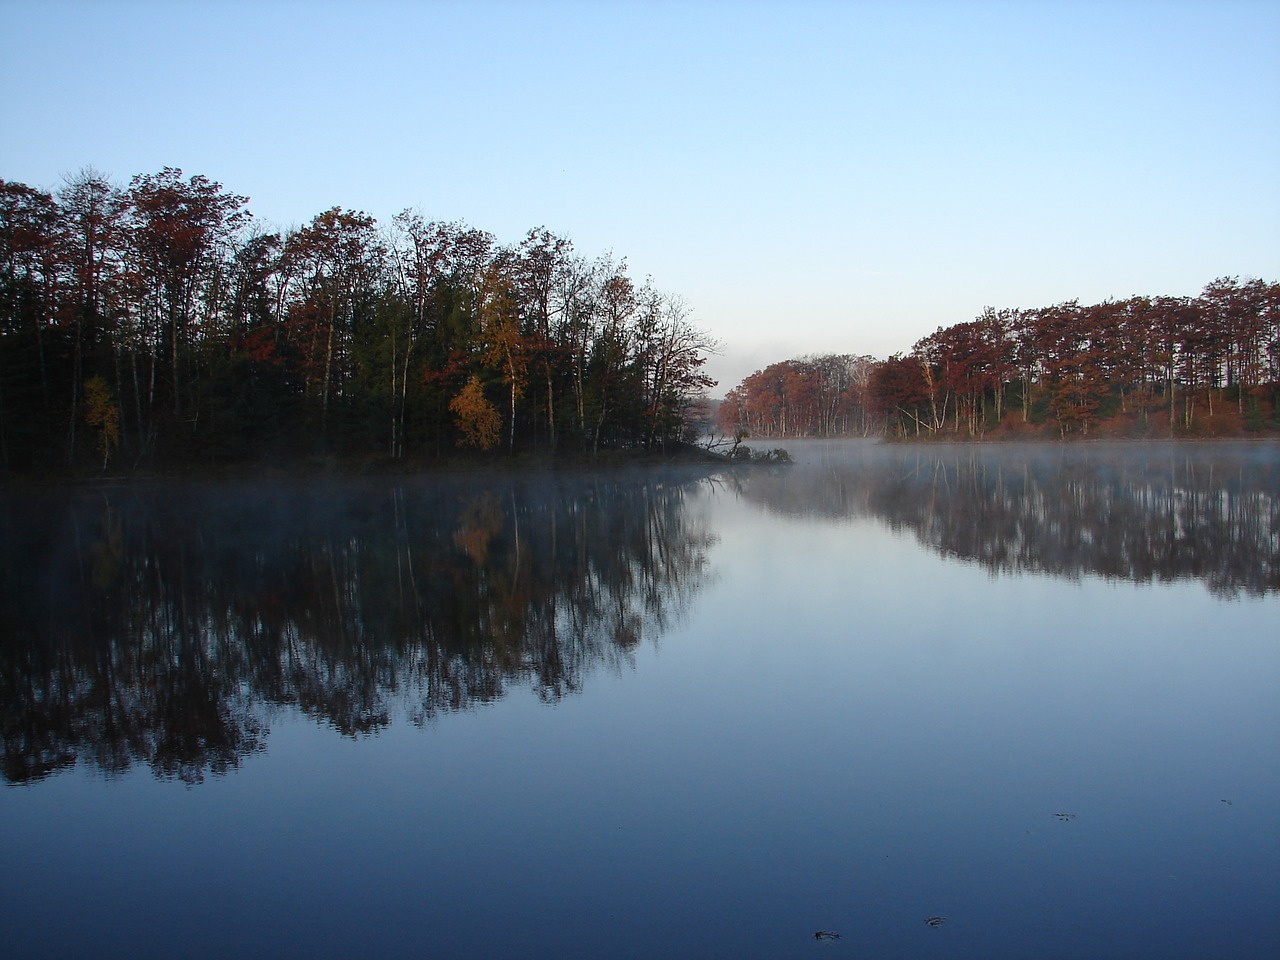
[449,375,501,450]
[83,375,120,469]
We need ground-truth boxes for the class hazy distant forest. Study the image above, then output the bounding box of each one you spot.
[3,169,1278,477]
[0,168,717,474]
[720,276,1280,441]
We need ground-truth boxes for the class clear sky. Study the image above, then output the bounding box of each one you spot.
[3,0,1278,392]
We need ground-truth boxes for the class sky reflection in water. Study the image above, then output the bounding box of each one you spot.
[2,442,1277,959]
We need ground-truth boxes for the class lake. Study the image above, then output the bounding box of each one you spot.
[2,440,1277,959]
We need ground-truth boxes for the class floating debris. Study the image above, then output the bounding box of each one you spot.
[1053,812,1076,821]
[924,916,946,928]
[813,930,841,941]
[1220,799,1233,805]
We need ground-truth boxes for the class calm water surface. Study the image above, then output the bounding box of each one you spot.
[2,441,1278,959]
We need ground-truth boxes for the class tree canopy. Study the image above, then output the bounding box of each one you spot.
[0,169,718,474]
[721,281,1280,440]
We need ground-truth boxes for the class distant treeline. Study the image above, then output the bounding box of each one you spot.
[718,354,880,439]
[720,279,1280,440]
[0,168,717,474]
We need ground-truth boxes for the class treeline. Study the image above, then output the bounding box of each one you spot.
[716,354,879,438]
[0,168,717,474]
[722,279,1280,439]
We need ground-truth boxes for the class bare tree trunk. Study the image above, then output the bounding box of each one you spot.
[389,329,398,457]
[322,306,335,431]
[171,304,182,420]
[545,363,556,449]
[399,354,412,458]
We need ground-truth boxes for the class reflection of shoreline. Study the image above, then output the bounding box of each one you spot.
[0,471,716,784]
[734,442,1280,597]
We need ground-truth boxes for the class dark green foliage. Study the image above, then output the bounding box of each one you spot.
[0,172,717,475]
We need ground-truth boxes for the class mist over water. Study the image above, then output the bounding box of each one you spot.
[3,443,1277,959]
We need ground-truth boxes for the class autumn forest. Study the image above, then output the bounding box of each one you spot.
[2,167,1278,477]
[718,277,1280,442]
[0,168,717,474]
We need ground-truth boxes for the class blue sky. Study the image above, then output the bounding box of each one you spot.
[3,0,1278,391]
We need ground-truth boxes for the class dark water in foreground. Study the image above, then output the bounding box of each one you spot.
[2,441,1278,959]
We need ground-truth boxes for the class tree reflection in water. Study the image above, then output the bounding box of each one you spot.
[0,470,716,784]
[734,441,1279,598]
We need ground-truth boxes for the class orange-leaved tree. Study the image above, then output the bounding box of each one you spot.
[450,375,501,449]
